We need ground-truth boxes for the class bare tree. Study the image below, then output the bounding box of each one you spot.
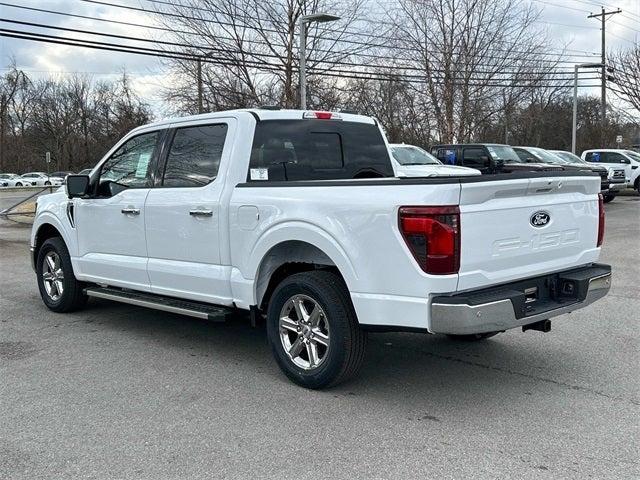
[609,44,640,113]
[154,0,368,112]
[389,0,564,143]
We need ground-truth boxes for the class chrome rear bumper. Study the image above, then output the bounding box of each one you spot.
[431,264,611,335]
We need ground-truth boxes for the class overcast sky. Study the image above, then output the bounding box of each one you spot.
[1,0,639,119]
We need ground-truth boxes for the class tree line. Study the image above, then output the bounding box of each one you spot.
[1,0,639,174]
[0,66,152,174]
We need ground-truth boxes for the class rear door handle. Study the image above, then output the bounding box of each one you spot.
[189,209,213,217]
[121,207,140,215]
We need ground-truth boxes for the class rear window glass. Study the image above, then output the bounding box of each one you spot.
[248,120,393,181]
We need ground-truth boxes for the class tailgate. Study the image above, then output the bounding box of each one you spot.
[457,175,601,291]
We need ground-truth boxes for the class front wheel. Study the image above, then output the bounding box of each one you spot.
[603,194,615,203]
[36,237,87,312]
[15,182,22,187]
[44,181,51,186]
[266,271,367,389]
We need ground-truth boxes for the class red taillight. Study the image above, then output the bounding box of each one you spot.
[398,206,460,275]
[597,193,605,247]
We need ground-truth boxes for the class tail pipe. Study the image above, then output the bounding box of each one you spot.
[522,319,551,333]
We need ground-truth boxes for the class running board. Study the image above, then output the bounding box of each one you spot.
[84,287,230,321]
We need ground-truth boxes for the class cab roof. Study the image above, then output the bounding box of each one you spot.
[133,108,377,133]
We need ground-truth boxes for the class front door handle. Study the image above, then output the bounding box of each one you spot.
[121,207,140,215]
[189,209,213,217]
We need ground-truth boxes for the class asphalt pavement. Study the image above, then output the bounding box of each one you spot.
[0,193,638,479]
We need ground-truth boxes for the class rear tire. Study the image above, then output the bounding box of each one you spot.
[36,237,87,313]
[266,270,367,389]
[15,182,22,187]
[603,194,615,203]
[446,332,500,341]
[44,181,51,186]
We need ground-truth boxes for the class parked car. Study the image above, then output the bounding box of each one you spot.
[30,109,611,388]
[581,149,640,193]
[513,147,615,202]
[50,171,74,179]
[0,173,22,187]
[551,150,626,201]
[389,143,480,177]
[430,143,563,174]
[20,172,64,186]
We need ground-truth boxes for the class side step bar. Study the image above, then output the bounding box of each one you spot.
[84,286,231,321]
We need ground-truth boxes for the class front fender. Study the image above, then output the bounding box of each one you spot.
[31,196,76,256]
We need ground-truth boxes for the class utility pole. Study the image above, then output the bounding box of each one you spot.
[0,93,5,172]
[196,58,203,114]
[588,7,621,147]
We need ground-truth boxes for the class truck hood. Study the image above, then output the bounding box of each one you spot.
[396,164,481,177]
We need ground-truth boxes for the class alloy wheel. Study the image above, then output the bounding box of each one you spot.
[42,251,64,301]
[279,294,330,370]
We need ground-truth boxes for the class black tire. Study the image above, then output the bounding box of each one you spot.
[266,270,367,389]
[15,182,22,187]
[44,181,51,186]
[635,178,640,194]
[36,237,87,313]
[446,331,500,341]
[602,194,615,203]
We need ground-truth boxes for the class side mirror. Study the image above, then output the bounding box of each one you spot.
[621,158,630,164]
[479,155,490,167]
[65,175,90,198]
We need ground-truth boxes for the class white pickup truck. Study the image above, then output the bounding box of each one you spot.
[30,109,611,388]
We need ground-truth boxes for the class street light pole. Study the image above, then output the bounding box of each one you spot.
[298,13,340,110]
[572,62,604,154]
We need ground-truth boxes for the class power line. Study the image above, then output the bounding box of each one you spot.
[1,30,601,88]
[0,18,601,79]
[74,0,603,61]
[1,2,598,69]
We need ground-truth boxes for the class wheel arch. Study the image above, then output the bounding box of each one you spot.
[253,237,357,311]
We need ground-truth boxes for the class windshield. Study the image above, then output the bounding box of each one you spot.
[625,151,640,162]
[391,146,441,165]
[525,147,568,164]
[553,151,584,163]
[485,145,521,163]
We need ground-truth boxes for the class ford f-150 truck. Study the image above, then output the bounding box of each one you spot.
[30,109,611,388]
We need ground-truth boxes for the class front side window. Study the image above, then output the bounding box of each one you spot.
[462,148,486,168]
[603,152,626,164]
[100,131,160,189]
[162,124,228,187]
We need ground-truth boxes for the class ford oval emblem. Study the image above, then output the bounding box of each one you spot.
[530,211,550,227]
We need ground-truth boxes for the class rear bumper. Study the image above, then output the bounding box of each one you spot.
[430,264,611,335]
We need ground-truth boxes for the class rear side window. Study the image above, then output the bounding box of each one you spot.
[584,152,601,162]
[162,124,228,187]
[248,120,393,181]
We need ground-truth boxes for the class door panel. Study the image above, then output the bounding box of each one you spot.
[73,130,162,290]
[74,189,151,289]
[145,120,234,304]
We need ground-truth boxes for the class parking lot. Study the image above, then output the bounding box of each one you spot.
[1,190,638,479]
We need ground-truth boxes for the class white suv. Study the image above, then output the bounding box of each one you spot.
[581,149,640,192]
